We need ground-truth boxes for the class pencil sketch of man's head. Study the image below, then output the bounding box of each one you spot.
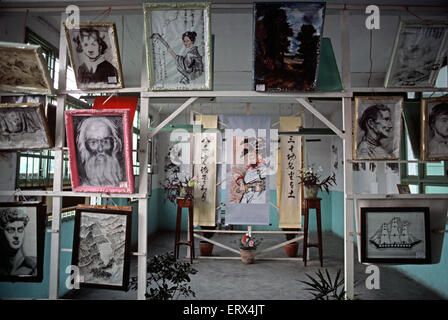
[0,109,40,135]
[76,116,124,186]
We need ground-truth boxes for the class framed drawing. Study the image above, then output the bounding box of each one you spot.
[72,206,132,290]
[0,103,54,150]
[0,201,46,282]
[64,22,124,90]
[65,109,134,193]
[0,42,53,94]
[397,184,411,194]
[253,2,326,92]
[360,207,431,264]
[353,96,403,160]
[143,2,212,91]
[421,96,448,161]
[385,21,448,88]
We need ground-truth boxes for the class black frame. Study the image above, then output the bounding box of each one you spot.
[361,207,431,264]
[72,206,132,291]
[0,201,46,282]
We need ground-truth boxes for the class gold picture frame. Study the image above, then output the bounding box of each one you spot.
[63,22,124,90]
[0,42,53,94]
[143,2,212,91]
[420,96,448,161]
[353,96,403,161]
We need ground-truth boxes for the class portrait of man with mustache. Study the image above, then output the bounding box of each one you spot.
[75,116,125,187]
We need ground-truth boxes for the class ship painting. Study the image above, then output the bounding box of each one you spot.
[369,217,422,249]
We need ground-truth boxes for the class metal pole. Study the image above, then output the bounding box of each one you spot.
[48,13,67,300]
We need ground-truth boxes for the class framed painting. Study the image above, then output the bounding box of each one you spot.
[253,2,326,92]
[397,184,411,194]
[64,22,124,90]
[71,206,132,290]
[0,42,53,94]
[353,96,403,160]
[420,96,448,161]
[65,109,134,193]
[0,201,46,282]
[143,2,212,91]
[385,21,448,88]
[0,103,54,150]
[360,207,431,264]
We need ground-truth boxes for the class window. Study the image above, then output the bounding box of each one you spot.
[17,29,88,189]
[401,67,448,194]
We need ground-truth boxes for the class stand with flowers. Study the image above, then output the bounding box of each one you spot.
[298,165,336,199]
[238,233,262,264]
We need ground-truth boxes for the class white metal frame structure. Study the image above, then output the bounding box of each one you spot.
[0,4,446,301]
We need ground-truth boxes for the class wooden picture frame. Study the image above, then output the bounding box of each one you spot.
[144,2,212,91]
[0,201,46,282]
[384,21,448,88]
[71,206,132,290]
[397,184,411,194]
[0,103,54,150]
[63,22,124,90]
[65,109,134,193]
[353,96,403,160]
[360,207,431,264]
[420,96,448,161]
[0,42,53,94]
[253,2,326,92]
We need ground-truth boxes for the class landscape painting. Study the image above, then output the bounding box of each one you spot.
[253,2,326,92]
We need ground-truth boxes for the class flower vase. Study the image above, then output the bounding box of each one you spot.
[179,187,187,198]
[240,249,256,264]
[304,185,319,199]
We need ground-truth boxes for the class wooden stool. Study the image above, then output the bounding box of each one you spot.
[303,198,323,267]
[174,197,195,264]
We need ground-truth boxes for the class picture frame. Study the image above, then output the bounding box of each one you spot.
[71,205,132,290]
[0,42,53,94]
[143,2,212,91]
[384,21,448,88]
[65,109,135,193]
[397,184,411,194]
[353,96,403,160]
[0,103,54,150]
[0,201,46,282]
[420,96,448,161]
[360,207,431,264]
[253,2,326,92]
[63,22,124,90]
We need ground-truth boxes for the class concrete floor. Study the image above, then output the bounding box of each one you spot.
[62,231,444,300]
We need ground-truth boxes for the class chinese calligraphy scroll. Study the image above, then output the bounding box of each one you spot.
[277,117,302,228]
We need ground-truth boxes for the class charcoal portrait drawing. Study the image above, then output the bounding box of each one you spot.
[74,116,126,187]
[423,99,448,160]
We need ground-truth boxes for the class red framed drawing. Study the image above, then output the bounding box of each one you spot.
[65,109,134,193]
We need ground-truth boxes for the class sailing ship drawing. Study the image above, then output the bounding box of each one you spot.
[369,217,422,249]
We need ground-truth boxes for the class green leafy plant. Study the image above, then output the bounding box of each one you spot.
[129,252,198,300]
[300,269,346,300]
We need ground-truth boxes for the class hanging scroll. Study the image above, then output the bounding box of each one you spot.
[193,115,217,226]
[277,117,302,228]
[225,116,270,225]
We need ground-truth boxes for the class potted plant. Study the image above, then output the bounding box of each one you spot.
[199,226,215,256]
[282,227,300,257]
[298,165,336,199]
[238,233,262,264]
[162,175,197,206]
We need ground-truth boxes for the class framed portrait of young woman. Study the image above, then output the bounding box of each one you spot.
[64,22,124,90]
[144,2,212,91]
[420,96,448,161]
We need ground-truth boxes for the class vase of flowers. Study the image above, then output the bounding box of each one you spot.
[298,165,336,199]
[238,233,262,264]
[162,175,197,205]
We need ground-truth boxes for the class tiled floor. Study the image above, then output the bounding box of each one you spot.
[62,231,444,300]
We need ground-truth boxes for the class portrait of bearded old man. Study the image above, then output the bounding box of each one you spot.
[75,116,125,186]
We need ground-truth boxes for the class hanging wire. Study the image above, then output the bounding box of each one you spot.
[403,6,426,22]
[90,7,112,23]
[367,29,373,88]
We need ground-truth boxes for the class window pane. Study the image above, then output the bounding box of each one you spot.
[425,185,448,194]
[409,184,419,194]
[426,161,445,176]
[405,129,418,175]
